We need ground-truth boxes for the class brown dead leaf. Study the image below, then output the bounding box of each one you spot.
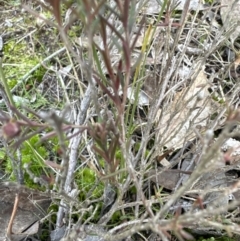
[148,169,180,190]
[155,69,211,150]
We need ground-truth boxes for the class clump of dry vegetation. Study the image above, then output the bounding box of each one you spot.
[1,0,240,240]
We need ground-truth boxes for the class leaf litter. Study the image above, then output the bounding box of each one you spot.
[2,0,240,240]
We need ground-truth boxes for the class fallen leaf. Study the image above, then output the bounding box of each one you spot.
[127,86,150,106]
[155,69,211,149]
[220,0,240,43]
[148,169,180,190]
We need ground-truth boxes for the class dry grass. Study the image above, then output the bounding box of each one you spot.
[1,0,240,240]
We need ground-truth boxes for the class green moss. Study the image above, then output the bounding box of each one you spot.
[129,186,137,195]
[98,158,105,168]
[110,210,121,223]
[4,40,44,87]
[211,94,225,104]
[22,135,48,159]
[5,0,21,6]
[0,150,6,160]
[204,0,214,3]
[2,134,52,188]
[197,237,215,241]
[68,25,82,38]
[76,167,104,200]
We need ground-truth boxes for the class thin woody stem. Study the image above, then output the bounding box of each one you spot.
[6,193,20,239]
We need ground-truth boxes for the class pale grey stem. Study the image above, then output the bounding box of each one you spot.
[56,82,95,227]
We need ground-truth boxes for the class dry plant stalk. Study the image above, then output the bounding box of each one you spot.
[6,0,240,240]
[6,193,19,240]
